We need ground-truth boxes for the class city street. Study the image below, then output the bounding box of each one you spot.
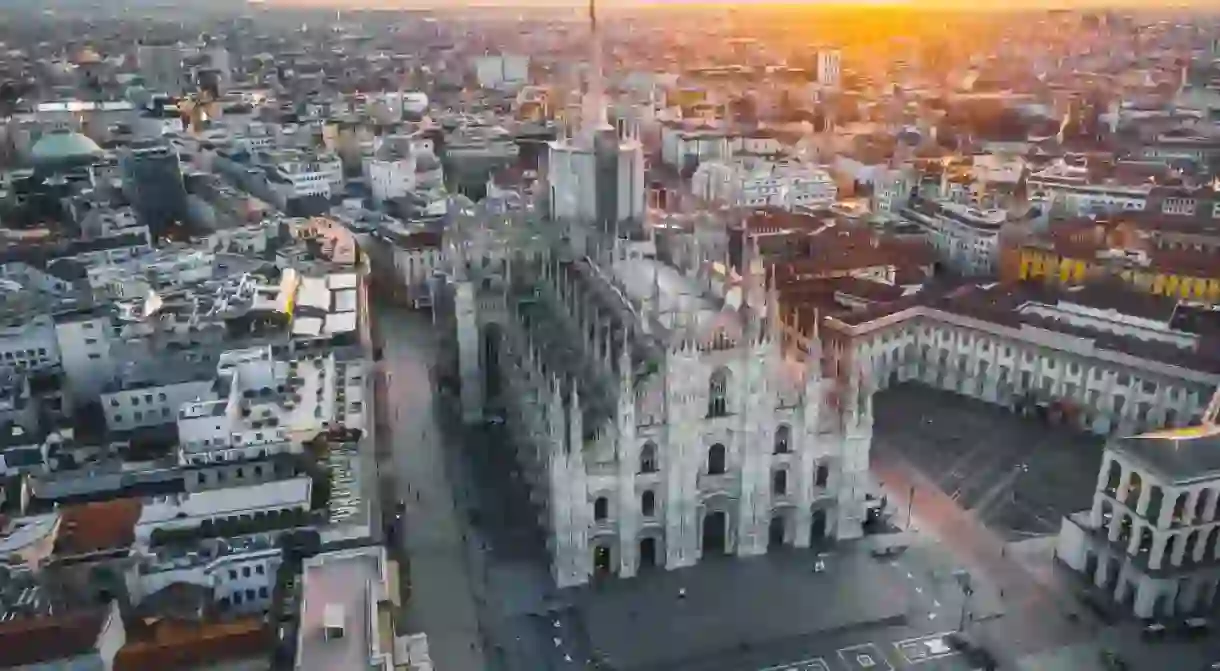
[375,302,489,671]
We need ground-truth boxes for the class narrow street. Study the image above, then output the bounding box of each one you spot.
[375,302,489,671]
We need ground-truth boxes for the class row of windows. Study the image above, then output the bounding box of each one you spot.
[594,461,828,522]
[114,407,173,423]
[1,347,48,360]
[110,392,169,407]
[217,586,270,610]
[227,563,267,580]
[197,465,267,485]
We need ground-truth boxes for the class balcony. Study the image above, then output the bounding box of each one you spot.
[697,472,738,495]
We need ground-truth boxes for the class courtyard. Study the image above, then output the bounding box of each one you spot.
[874,383,1107,541]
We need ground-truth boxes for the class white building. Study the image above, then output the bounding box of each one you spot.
[822,282,1220,439]
[816,49,842,89]
[0,313,60,377]
[548,121,646,228]
[691,157,837,210]
[295,545,414,671]
[1056,422,1220,618]
[473,54,529,90]
[134,476,312,543]
[102,376,214,433]
[899,199,1006,276]
[364,134,429,204]
[1027,160,1152,216]
[134,535,283,615]
[54,307,117,406]
[660,124,729,171]
[264,151,344,201]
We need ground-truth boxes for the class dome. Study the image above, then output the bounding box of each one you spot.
[30,130,103,165]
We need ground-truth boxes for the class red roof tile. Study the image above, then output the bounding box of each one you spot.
[54,498,141,556]
[0,610,107,667]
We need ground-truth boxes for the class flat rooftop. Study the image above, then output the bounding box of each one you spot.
[1114,424,1220,485]
[296,546,387,671]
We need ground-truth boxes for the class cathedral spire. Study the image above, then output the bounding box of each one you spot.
[582,0,610,137]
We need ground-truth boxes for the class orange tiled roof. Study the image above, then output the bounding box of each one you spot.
[54,498,142,556]
[0,610,107,667]
[115,618,270,671]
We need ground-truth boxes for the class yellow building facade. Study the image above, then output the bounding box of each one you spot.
[1015,247,1220,304]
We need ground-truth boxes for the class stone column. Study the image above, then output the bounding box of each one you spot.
[1149,532,1171,570]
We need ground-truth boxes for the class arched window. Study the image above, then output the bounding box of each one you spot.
[1126,471,1143,509]
[594,496,609,522]
[1193,489,1209,524]
[708,367,730,418]
[708,443,727,475]
[774,424,791,454]
[639,442,658,474]
[815,463,829,488]
[772,469,788,496]
[641,490,656,517]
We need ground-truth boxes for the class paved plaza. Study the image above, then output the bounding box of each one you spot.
[874,383,1105,540]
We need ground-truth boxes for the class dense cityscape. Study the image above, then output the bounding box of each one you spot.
[0,2,1218,671]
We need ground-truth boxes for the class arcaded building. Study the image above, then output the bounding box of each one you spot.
[1057,424,1220,618]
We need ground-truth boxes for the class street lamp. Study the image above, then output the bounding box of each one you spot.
[953,569,973,632]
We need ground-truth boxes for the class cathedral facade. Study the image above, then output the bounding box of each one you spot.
[443,221,874,588]
[436,0,873,589]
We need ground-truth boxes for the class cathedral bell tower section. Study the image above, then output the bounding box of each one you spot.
[455,280,483,424]
[836,357,874,541]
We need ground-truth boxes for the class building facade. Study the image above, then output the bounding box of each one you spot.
[442,222,872,588]
[1056,425,1220,618]
[120,140,189,238]
[821,283,1220,439]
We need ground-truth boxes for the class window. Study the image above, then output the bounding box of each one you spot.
[242,566,251,578]
[256,564,265,575]
[87,353,101,360]
[708,367,730,417]
[113,414,122,423]
[259,587,269,598]
[639,442,658,473]
[109,398,119,407]
[772,469,788,496]
[229,569,238,580]
[641,490,656,517]
[707,443,727,475]
[594,496,609,522]
[815,463,830,488]
[774,424,791,454]
[158,392,167,401]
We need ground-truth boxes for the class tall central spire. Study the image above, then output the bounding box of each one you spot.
[582,0,610,136]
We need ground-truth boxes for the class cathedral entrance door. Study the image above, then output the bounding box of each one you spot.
[810,510,828,544]
[639,537,657,569]
[594,545,612,575]
[768,515,785,549]
[702,511,728,556]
